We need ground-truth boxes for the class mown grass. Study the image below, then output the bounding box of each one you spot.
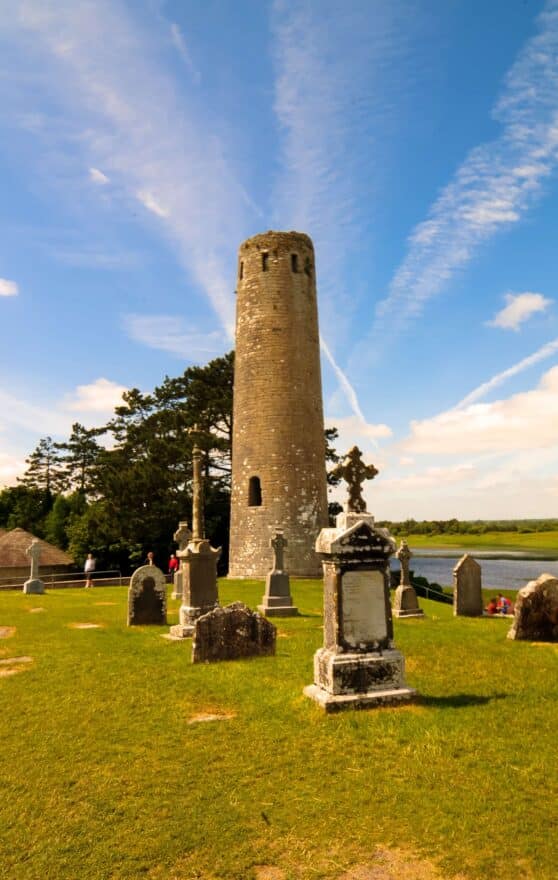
[405,530,558,555]
[1,579,557,880]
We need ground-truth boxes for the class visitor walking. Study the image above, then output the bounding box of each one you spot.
[168,553,179,575]
[84,553,96,588]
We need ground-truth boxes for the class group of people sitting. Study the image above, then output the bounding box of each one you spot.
[485,593,514,616]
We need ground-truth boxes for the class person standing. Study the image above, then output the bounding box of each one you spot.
[84,553,96,588]
[168,553,179,575]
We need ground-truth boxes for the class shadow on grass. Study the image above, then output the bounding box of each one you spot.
[418,692,508,708]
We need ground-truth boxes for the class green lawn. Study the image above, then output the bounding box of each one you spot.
[1,580,557,879]
[404,530,558,555]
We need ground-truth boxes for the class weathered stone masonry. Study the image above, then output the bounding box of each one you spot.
[228,231,329,578]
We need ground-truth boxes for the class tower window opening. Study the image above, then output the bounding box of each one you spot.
[304,256,313,277]
[239,261,244,279]
[291,253,299,273]
[262,252,269,272]
[248,476,262,507]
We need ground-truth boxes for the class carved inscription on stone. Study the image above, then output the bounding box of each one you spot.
[341,570,387,647]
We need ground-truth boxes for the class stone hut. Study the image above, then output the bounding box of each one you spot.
[228,230,329,578]
[0,528,74,585]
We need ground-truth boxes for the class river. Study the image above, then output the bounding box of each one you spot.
[391,552,558,592]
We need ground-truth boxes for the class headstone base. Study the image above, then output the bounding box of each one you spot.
[170,603,218,638]
[23,578,45,595]
[303,683,416,713]
[393,584,424,618]
[305,647,416,712]
[168,623,194,639]
[257,604,298,617]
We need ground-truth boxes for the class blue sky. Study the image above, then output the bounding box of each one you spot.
[1,0,558,520]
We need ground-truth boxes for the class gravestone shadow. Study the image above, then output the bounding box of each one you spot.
[419,692,508,709]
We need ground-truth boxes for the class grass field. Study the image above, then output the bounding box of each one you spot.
[404,530,558,555]
[1,579,557,880]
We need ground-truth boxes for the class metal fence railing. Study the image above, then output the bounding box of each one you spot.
[0,570,123,591]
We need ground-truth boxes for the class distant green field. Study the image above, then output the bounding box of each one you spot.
[405,530,558,554]
[1,579,557,879]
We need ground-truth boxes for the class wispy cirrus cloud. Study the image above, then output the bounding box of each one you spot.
[372,0,558,336]
[123,313,228,361]
[271,0,418,423]
[455,336,558,408]
[89,166,110,185]
[1,0,256,336]
[169,21,201,83]
[487,291,552,330]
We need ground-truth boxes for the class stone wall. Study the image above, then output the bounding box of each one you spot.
[228,231,328,578]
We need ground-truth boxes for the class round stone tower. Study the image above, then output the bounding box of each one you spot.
[228,230,329,578]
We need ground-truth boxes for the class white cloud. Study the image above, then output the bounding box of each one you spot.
[456,336,558,408]
[0,452,27,486]
[487,291,552,330]
[123,313,227,360]
[3,0,257,337]
[403,365,558,455]
[89,166,109,185]
[0,278,18,296]
[136,190,169,219]
[371,1,558,338]
[61,378,128,414]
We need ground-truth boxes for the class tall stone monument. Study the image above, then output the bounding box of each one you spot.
[393,540,424,618]
[453,554,483,617]
[170,439,220,638]
[23,539,45,595]
[171,521,192,600]
[304,447,416,712]
[258,528,298,617]
[228,231,328,578]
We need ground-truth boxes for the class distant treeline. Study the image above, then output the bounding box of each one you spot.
[377,519,558,536]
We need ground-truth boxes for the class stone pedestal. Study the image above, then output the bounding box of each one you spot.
[258,571,298,617]
[169,539,221,639]
[304,511,416,712]
[171,569,183,601]
[23,578,45,595]
[393,584,424,618]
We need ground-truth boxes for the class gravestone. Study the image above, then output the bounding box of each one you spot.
[258,528,298,617]
[169,441,221,638]
[128,565,167,626]
[171,520,192,600]
[192,602,276,663]
[392,540,424,618]
[304,447,416,712]
[23,539,45,595]
[453,554,482,617]
[507,573,558,642]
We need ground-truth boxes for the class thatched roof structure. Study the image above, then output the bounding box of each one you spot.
[0,528,73,568]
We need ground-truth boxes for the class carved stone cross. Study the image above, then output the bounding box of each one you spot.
[174,521,192,552]
[331,446,378,513]
[396,539,412,586]
[270,529,287,572]
[26,539,41,580]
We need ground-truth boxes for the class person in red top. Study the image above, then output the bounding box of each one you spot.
[168,554,179,575]
[485,597,498,615]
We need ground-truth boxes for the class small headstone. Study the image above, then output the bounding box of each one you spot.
[304,448,416,711]
[453,554,482,617]
[392,540,424,618]
[258,529,298,617]
[192,602,276,663]
[507,573,558,642]
[23,539,45,595]
[171,520,192,600]
[128,564,167,626]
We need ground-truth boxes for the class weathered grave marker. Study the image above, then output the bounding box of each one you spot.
[192,602,276,663]
[393,540,424,618]
[258,528,298,617]
[453,554,483,617]
[128,564,167,626]
[508,573,558,641]
[23,539,45,595]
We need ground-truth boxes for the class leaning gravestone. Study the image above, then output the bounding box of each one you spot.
[453,554,483,617]
[304,447,416,712]
[23,539,45,595]
[127,565,167,626]
[192,602,276,663]
[507,573,558,642]
[392,540,424,618]
[258,528,298,617]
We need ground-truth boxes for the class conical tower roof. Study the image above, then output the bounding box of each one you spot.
[0,528,73,567]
